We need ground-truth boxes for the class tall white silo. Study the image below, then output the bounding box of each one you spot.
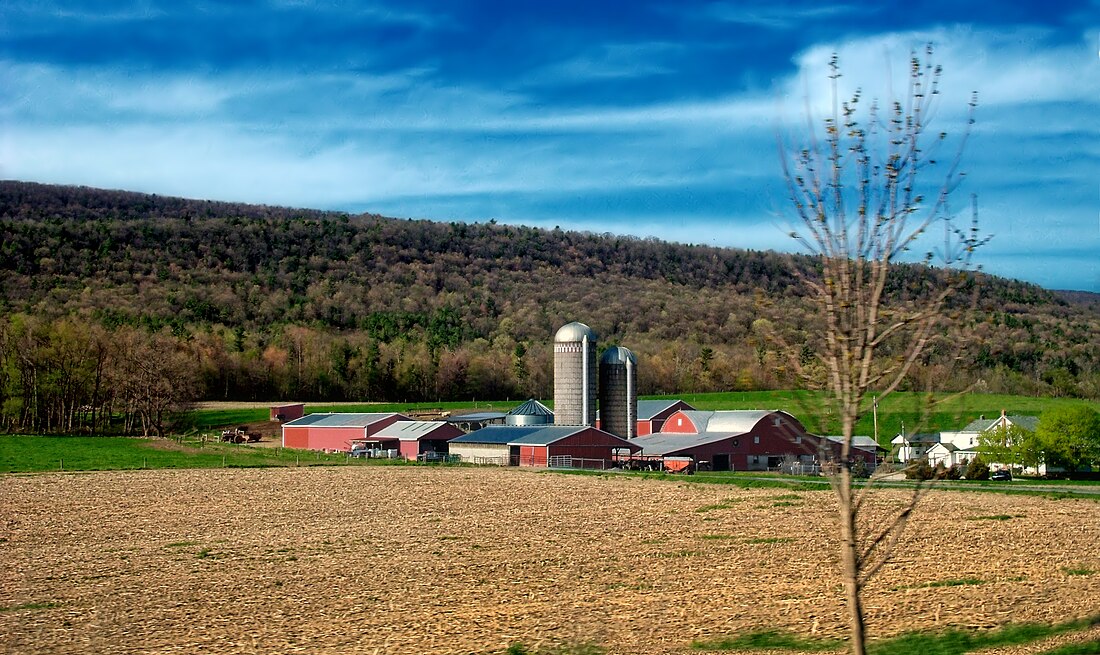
[599,346,637,439]
[553,322,597,426]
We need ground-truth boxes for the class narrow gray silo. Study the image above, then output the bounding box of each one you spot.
[599,346,637,439]
[553,322,597,426]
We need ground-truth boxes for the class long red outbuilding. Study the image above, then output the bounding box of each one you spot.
[281,413,410,452]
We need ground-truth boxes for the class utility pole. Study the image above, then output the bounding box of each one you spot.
[873,395,879,445]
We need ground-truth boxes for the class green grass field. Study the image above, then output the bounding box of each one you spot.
[691,613,1100,655]
[0,435,413,473]
[180,400,522,430]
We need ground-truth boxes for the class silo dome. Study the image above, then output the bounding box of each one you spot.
[599,346,638,439]
[506,399,554,426]
[553,321,597,426]
[600,346,637,366]
[554,321,596,344]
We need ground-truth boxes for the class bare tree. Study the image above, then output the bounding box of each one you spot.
[111,329,200,437]
[777,46,988,654]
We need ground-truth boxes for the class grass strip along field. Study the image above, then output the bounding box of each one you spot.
[0,435,397,473]
[691,613,1100,655]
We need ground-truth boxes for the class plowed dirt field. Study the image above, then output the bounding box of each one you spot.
[2,467,1098,654]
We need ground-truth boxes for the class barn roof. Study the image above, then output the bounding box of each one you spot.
[282,412,403,428]
[445,411,508,423]
[509,426,602,446]
[450,425,542,445]
[636,399,691,420]
[672,409,779,434]
[451,424,630,447]
[628,431,744,457]
[372,421,457,441]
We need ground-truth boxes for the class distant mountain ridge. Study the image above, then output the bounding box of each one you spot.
[2,180,1098,402]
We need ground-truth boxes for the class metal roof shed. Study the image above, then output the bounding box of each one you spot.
[370,420,465,461]
[448,426,519,465]
[449,425,638,468]
[281,413,410,452]
[507,425,639,469]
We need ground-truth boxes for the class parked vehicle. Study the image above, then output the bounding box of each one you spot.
[221,427,261,443]
[990,469,1012,481]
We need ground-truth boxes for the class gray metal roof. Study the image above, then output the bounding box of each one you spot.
[373,421,455,441]
[507,399,554,417]
[450,424,629,447]
[672,410,778,434]
[825,436,883,451]
[282,412,403,428]
[628,432,742,457]
[450,425,561,445]
[636,399,691,420]
[509,426,594,446]
[554,321,596,343]
[445,411,508,423]
[891,433,941,444]
[961,415,1039,433]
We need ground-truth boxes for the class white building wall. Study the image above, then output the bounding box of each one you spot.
[449,443,510,465]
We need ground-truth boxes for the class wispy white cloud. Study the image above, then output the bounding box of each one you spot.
[525,41,682,83]
[3,11,1098,290]
[698,3,862,30]
[2,1,168,22]
[783,26,1100,116]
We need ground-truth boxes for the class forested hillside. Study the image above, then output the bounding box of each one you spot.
[2,181,1098,432]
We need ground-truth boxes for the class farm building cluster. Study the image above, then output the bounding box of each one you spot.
[279,322,883,472]
[891,410,1038,474]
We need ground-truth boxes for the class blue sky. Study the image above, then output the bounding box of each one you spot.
[2,1,1098,291]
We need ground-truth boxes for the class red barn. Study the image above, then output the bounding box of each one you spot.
[634,399,696,436]
[281,413,410,452]
[596,399,696,436]
[629,409,868,472]
[369,421,465,461]
[270,403,305,422]
[449,425,639,468]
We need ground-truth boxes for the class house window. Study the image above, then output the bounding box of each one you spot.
[677,418,682,426]
[795,436,801,444]
[732,439,739,447]
[754,436,760,444]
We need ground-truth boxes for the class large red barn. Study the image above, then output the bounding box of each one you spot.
[281,413,410,452]
[629,409,873,472]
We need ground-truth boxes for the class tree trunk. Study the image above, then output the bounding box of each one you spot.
[838,466,867,655]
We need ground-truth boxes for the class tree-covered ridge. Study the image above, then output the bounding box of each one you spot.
[1,180,1098,427]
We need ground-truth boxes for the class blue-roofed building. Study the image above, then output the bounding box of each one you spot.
[444,410,508,432]
[448,424,638,468]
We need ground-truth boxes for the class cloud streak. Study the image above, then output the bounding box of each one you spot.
[2,2,1097,291]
